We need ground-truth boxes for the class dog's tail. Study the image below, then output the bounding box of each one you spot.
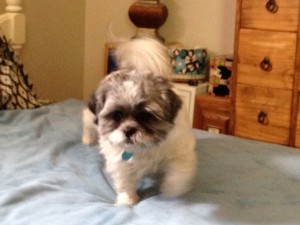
[114,37,172,77]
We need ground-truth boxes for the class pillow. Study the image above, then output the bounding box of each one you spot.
[0,30,42,110]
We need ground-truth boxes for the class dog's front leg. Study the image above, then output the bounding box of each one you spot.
[111,170,140,205]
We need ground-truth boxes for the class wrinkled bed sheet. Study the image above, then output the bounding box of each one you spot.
[1,99,300,225]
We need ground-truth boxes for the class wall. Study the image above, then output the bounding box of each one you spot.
[1,0,236,101]
[22,0,85,101]
[0,2,4,13]
[84,0,236,100]
[161,0,236,54]
[84,0,136,100]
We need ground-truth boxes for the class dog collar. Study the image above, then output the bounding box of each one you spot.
[122,151,134,161]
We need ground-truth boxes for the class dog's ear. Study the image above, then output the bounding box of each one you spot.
[87,92,99,125]
[87,92,97,116]
[152,75,182,123]
[87,89,107,125]
[163,89,182,123]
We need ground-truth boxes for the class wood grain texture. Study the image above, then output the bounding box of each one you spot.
[194,95,231,134]
[237,29,296,89]
[235,84,292,145]
[241,0,300,32]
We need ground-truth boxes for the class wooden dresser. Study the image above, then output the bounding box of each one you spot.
[232,0,300,147]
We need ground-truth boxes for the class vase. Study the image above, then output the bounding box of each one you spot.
[128,0,168,42]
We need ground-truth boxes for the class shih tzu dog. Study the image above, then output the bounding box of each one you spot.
[82,37,197,205]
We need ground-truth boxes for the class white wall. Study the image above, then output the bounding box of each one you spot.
[161,0,236,54]
[1,0,236,101]
[84,0,136,100]
[0,0,85,101]
[22,0,85,101]
[0,2,4,13]
[84,0,236,100]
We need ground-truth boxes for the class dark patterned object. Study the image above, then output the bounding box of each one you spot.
[170,48,207,75]
[0,30,42,110]
[208,55,233,97]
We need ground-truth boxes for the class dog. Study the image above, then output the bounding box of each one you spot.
[82,37,197,205]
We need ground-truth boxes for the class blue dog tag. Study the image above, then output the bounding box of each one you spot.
[122,151,134,161]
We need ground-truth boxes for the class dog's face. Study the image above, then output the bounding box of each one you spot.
[88,71,182,151]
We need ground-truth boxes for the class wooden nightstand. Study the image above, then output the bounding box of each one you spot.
[193,95,232,134]
[173,82,209,127]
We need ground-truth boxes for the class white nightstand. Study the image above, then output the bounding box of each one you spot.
[173,82,209,127]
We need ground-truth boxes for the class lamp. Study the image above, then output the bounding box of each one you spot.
[128,0,168,42]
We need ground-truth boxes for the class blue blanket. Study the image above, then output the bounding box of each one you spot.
[1,100,300,225]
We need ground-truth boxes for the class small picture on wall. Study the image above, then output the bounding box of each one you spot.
[104,42,119,75]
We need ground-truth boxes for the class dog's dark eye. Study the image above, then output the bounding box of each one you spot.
[111,111,123,122]
[136,111,157,124]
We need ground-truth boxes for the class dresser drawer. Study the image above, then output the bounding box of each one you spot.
[235,84,292,145]
[237,29,296,89]
[241,0,300,32]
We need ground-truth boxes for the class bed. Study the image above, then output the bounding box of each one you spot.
[1,1,300,225]
[1,99,300,225]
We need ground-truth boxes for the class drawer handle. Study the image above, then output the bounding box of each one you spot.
[266,0,278,13]
[260,57,273,72]
[258,111,269,125]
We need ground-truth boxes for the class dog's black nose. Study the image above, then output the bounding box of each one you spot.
[124,127,137,138]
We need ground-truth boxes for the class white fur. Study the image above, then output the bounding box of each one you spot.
[82,108,98,145]
[114,37,172,77]
[82,38,197,205]
[83,106,197,205]
[99,108,197,205]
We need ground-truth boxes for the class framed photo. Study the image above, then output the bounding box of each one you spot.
[104,42,120,75]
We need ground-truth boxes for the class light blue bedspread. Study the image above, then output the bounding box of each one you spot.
[1,99,300,225]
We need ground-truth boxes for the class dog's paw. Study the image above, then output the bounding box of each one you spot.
[115,192,140,206]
